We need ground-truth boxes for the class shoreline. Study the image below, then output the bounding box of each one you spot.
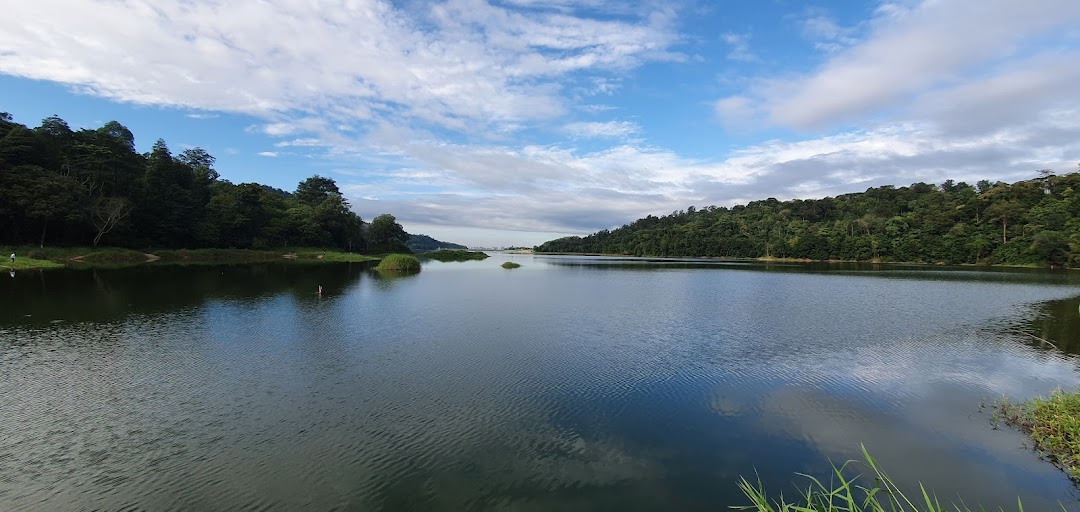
[4,247,380,271]
[531,251,1071,270]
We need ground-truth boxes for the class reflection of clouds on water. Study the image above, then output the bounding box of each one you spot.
[757,384,1080,509]
[836,330,1079,399]
[753,345,1080,510]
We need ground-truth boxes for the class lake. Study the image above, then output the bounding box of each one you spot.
[1,254,1079,511]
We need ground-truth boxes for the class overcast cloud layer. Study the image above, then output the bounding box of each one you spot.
[2,0,1079,246]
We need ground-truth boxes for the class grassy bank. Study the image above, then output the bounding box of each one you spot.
[737,446,1027,512]
[997,388,1080,481]
[3,246,378,269]
[501,261,521,269]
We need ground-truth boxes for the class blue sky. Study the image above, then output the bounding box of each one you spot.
[2,0,1079,247]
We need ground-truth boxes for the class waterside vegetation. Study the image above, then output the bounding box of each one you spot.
[735,446,1029,512]
[996,388,1080,482]
[3,245,378,269]
[501,261,521,269]
[422,249,490,262]
[537,170,1080,268]
[375,254,421,272]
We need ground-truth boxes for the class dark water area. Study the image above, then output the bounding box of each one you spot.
[1,255,1079,511]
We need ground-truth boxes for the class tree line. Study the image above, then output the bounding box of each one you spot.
[536,170,1080,267]
[0,111,410,252]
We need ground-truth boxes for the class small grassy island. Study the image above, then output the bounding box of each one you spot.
[375,254,421,272]
[997,388,1080,481]
[423,250,489,262]
[501,261,521,269]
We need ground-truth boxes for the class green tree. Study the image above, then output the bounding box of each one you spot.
[368,214,408,251]
[295,175,341,207]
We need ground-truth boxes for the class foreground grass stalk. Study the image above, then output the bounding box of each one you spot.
[733,445,1028,512]
[996,388,1080,482]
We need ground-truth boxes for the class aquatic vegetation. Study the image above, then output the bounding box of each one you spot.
[423,249,489,262]
[376,253,421,272]
[736,445,1028,511]
[501,261,521,269]
[997,388,1080,481]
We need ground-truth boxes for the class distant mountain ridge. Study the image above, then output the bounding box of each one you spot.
[406,233,469,252]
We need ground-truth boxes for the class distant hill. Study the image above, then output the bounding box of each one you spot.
[535,172,1080,268]
[406,234,469,252]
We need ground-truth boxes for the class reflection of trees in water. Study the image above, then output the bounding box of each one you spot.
[368,268,420,291]
[0,262,371,325]
[1024,296,1080,354]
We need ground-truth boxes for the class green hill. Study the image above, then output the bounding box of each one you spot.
[536,171,1080,268]
[406,233,468,253]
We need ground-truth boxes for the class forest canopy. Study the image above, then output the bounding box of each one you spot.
[0,111,407,252]
[536,170,1080,268]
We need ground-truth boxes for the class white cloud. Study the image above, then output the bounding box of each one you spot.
[346,111,1080,240]
[0,0,680,135]
[741,0,1080,130]
[257,151,279,158]
[275,138,324,148]
[720,32,756,62]
[714,95,759,129]
[800,9,859,53]
[562,121,640,139]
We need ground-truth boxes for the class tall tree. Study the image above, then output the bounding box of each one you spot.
[368,214,408,251]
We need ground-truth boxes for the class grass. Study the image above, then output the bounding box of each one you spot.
[375,253,421,272]
[501,261,522,269]
[3,246,377,269]
[736,445,1029,512]
[996,388,1080,481]
[5,257,64,270]
[422,249,489,262]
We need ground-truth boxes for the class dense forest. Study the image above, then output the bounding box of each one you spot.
[537,170,1080,268]
[0,111,415,252]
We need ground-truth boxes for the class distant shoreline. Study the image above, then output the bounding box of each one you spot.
[530,251,1072,270]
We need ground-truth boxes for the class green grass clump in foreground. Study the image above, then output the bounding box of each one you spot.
[997,388,1080,481]
[375,254,421,272]
[501,261,521,269]
[736,445,1027,512]
[423,249,489,262]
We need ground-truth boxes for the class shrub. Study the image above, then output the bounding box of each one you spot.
[424,250,489,262]
[376,254,421,272]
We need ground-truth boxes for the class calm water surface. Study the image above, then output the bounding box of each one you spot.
[1,255,1080,511]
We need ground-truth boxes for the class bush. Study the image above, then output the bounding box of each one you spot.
[501,261,521,269]
[376,254,421,272]
[424,250,489,262]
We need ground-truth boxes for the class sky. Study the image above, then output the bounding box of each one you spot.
[2,0,1079,248]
